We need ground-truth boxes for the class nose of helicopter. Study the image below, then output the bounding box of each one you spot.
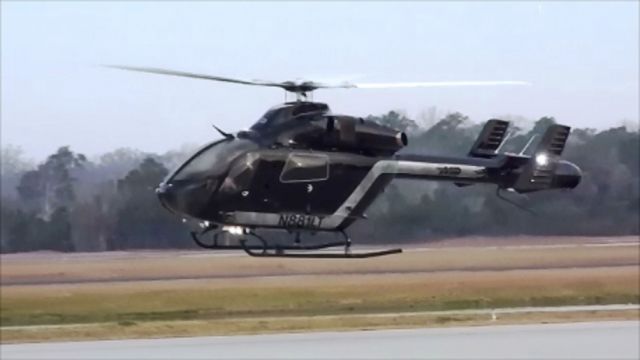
[155,180,217,218]
[156,182,180,214]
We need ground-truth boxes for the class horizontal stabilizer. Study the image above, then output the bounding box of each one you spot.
[469,119,510,158]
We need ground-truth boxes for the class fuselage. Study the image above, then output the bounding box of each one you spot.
[156,101,582,232]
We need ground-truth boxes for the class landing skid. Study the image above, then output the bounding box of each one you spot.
[240,241,402,258]
[190,228,402,258]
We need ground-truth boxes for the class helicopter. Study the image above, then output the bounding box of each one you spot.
[109,66,582,258]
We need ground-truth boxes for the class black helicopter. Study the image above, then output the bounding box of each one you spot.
[110,66,582,258]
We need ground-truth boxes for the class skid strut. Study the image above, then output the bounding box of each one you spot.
[191,231,347,252]
[191,231,266,251]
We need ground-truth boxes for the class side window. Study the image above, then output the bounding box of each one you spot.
[280,153,329,183]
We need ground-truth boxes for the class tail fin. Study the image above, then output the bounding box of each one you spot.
[534,124,571,156]
[512,124,572,192]
[468,119,510,158]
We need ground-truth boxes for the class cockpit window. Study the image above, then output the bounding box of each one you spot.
[280,153,329,183]
[170,139,256,181]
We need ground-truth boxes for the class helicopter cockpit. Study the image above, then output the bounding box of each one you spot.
[157,138,258,217]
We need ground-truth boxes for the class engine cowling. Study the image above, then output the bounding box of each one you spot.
[286,115,407,155]
[332,116,407,155]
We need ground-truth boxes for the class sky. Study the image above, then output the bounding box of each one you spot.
[2,1,638,161]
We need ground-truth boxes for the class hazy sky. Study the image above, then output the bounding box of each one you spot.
[2,1,638,160]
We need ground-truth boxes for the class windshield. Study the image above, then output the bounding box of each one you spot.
[169,139,256,181]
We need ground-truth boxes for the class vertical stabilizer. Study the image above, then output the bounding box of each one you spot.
[468,119,510,158]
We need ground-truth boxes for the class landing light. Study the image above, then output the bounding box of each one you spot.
[222,225,245,236]
[535,153,549,166]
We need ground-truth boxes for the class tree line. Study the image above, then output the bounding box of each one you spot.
[1,111,638,252]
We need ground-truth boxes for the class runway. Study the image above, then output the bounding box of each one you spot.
[2,321,638,359]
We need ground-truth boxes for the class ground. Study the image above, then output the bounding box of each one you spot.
[1,236,638,343]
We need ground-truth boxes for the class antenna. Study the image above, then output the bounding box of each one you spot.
[496,188,537,216]
[212,125,234,139]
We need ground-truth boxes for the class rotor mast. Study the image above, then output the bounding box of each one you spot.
[287,90,313,102]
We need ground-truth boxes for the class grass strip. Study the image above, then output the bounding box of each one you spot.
[2,309,638,344]
[2,267,638,327]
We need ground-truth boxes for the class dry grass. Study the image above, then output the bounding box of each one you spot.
[1,241,638,285]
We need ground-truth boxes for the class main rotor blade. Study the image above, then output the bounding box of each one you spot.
[105,65,283,88]
[105,66,531,93]
[340,80,531,89]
